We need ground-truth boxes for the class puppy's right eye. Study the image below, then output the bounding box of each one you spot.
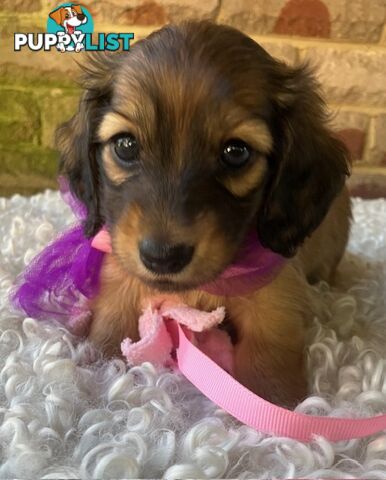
[221,139,252,169]
[112,134,139,164]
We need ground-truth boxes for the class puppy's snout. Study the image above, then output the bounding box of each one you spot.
[139,238,194,274]
[77,13,86,21]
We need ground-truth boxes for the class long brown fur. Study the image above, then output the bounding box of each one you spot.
[57,21,351,407]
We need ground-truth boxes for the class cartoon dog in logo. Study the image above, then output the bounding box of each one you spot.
[49,4,88,52]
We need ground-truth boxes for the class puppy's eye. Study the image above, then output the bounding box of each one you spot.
[112,134,139,164]
[221,139,252,168]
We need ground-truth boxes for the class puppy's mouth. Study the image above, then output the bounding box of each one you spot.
[142,276,195,292]
[66,24,75,34]
[137,261,230,293]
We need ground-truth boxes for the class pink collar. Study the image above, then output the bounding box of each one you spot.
[91,228,286,296]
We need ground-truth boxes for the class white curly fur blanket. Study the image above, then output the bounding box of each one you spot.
[1,191,386,479]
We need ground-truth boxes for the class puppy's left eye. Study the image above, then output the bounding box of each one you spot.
[112,134,139,164]
[221,139,252,168]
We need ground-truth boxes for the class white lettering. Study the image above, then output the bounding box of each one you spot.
[28,33,43,51]
[14,33,28,51]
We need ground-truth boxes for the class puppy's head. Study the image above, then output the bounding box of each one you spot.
[49,4,86,27]
[57,22,349,292]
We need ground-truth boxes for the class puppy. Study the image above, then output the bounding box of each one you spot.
[49,4,88,52]
[57,21,351,407]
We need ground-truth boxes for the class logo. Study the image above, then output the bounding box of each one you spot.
[14,3,134,52]
[47,3,93,52]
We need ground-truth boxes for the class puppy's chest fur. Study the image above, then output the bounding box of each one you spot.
[88,250,311,355]
[88,251,313,405]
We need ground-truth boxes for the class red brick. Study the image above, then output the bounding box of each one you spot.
[120,2,168,25]
[218,0,385,42]
[330,110,370,163]
[336,129,366,163]
[274,0,330,38]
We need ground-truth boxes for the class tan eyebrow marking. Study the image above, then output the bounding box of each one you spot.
[229,120,273,154]
[98,112,136,142]
[222,158,267,198]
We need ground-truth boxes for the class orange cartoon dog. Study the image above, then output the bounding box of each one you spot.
[49,4,88,52]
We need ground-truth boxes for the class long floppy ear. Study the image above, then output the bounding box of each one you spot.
[257,64,350,257]
[56,53,120,237]
[49,7,65,25]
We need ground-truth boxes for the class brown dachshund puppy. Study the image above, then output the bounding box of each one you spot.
[57,21,351,407]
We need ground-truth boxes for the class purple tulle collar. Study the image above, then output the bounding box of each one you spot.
[11,179,285,332]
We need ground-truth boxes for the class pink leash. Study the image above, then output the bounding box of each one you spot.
[92,228,386,442]
[167,320,386,442]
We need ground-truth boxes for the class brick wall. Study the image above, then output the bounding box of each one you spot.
[0,0,385,196]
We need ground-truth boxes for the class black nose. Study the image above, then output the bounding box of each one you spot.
[139,239,194,274]
[77,13,86,20]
